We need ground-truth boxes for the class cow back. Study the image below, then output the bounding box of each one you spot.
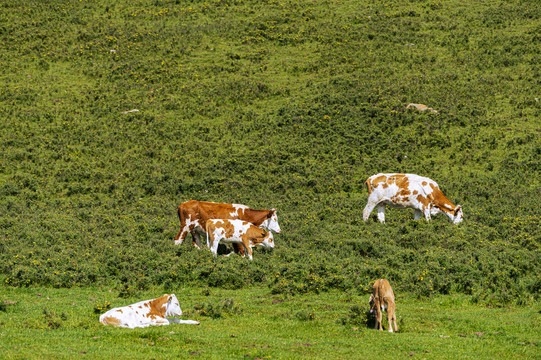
[180,201,271,229]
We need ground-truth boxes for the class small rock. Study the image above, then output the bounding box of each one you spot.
[406,103,438,114]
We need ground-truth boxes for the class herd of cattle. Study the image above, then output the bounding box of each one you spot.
[100,173,463,330]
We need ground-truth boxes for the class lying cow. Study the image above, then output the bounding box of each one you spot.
[363,173,463,224]
[174,200,281,252]
[206,219,274,260]
[99,294,200,329]
[369,279,398,332]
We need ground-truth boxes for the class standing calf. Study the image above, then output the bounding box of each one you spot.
[206,219,274,260]
[369,279,398,332]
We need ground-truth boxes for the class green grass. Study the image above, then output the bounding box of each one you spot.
[0,0,540,357]
[1,286,540,359]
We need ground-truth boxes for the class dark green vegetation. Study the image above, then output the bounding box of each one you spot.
[1,0,540,307]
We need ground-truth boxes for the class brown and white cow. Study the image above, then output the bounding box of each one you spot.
[206,219,274,260]
[99,294,200,329]
[174,200,281,248]
[369,279,398,332]
[363,173,463,224]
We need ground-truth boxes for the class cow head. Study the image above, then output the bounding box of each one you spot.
[369,294,376,314]
[164,294,182,317]
[260,231,275,248]
[263,209,281,234]
[452,206,463,225]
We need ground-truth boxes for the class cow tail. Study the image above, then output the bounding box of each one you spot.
[177,205,182,222]
[365,179,372,195]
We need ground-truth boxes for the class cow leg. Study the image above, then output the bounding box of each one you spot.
[376,204,386,223]
[423,208,431,221]
[243,243,253,261]
[390,304,398,332]
[210,240,219,256]
[233,243,245,257]
[362,200,379,221]
[208,234,219,257]
[174,226,192,246]
[387,306,394,333]
[206,230,212,251]
[375,307,383,330]
[168,318,200,325]
[192,231,202,249]
[414,209,422,220]
[154,317,170,326]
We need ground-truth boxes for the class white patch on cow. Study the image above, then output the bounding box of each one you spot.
[165,295,182,318]
[261,209,281,233]
[175,215,202,246]
[260,232,274,248]
[230,204,248,217]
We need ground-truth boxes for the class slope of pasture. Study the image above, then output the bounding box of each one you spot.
[1,0,540,304]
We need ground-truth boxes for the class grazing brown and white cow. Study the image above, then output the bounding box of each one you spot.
[174,200,281,248]
[99,294,200,329]
[369,279,398,333]
[363,173,463,224]
[206,219,274,260]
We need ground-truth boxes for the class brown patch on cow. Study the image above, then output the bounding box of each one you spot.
[368,174,412,199]
[396,188,411,197]
[365,179,373,195]
[422,181,427,186]
[388,174,409,190]
[101,316,122,327]
[221,220,236,238]
[116,309,123,313]
[412,190,418,195]
[416,194,430,211]
[371,175,388,188]
[145,295,169,319]
[428,184,458,215]
[244,225,270,247]
[391,195,410,204]
[244,208,273,226]
[389,175,411,202]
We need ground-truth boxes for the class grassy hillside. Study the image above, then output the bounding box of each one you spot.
[2,286,540,359]
[1,0,540,305]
